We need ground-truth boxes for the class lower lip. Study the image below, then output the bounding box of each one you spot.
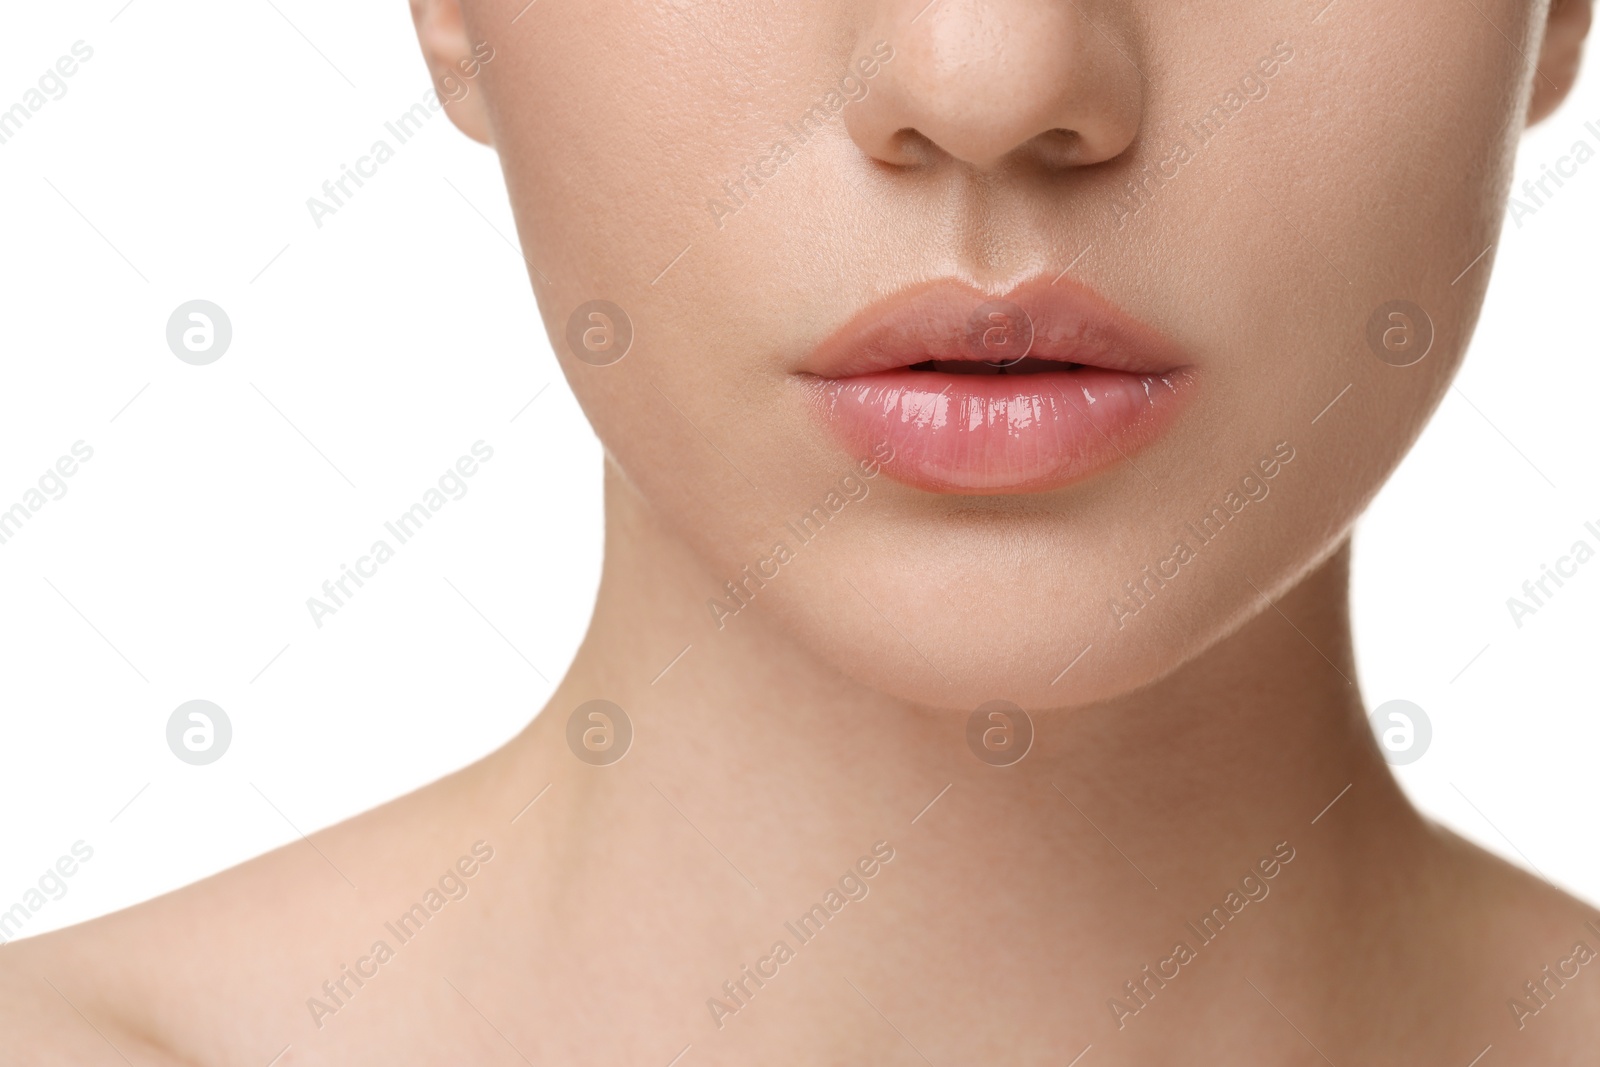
[808,367,1193,494]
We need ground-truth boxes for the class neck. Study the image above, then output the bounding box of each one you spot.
[495,460,1432,1052]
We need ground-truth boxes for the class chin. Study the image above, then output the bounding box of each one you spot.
[736,534,1215,712]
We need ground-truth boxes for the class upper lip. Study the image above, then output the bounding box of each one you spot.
[796,276,1190,379]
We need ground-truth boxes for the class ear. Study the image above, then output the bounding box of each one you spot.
[409,0,493,145]
[1528,0,1592,126]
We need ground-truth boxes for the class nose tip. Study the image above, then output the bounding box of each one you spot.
[846,0,1144,171]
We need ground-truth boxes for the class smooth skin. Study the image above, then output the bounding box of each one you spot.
[4,0,1598,1063]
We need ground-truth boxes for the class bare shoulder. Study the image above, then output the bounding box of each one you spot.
[1422,821,1600,1063]
[0,937,187,1067]
[0,754,521,1067]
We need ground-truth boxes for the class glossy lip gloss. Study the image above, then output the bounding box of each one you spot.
[797,277,1196,494]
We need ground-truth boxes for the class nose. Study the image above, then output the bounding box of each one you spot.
[846,0,1144,171]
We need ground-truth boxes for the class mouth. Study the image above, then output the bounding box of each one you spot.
[907,357,1082,375]
[798,277,1196,494]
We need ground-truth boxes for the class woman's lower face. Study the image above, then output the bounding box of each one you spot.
[457,0,1534,708]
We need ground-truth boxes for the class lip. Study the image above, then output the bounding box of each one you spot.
[797,277,1195,494]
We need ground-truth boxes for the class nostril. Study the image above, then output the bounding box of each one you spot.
[871,122,1107,173]
[1034,128,1087,167]
[882,127,942,167]
[844,5,1145,175]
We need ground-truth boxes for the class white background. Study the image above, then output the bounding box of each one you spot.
[0,1,1595,941]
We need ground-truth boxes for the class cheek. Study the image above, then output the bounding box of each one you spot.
[1118,10,1522,560]
[480,1,817,315]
